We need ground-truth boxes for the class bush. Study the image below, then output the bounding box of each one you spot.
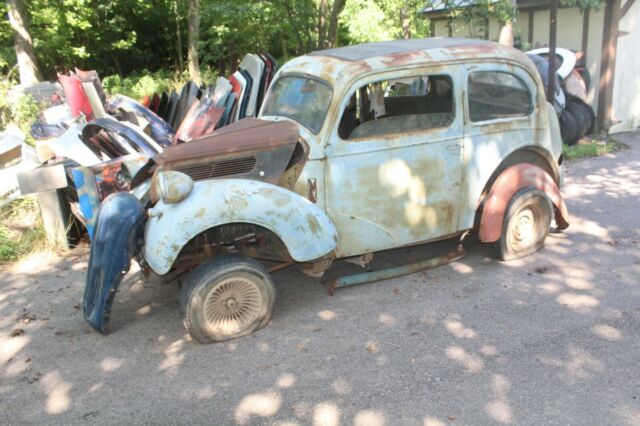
[0,79,41,144]
[0,196,46,263]
[102,68,218,100]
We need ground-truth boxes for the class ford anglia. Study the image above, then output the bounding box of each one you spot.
[84,38,569,343]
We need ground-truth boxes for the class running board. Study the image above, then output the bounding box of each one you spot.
[328,247,466,295]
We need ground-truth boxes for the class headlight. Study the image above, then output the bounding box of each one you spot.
[155,170,193,204]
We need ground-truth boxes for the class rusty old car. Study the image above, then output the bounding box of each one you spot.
[84,38,569,343]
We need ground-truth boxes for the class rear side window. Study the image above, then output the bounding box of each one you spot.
[468,71,532,122]
[338,74,454,140]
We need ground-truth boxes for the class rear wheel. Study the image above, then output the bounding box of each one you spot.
[493,188,553,261]
[179,255,275,343]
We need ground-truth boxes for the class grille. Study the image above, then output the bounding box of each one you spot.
[175,156,257,181]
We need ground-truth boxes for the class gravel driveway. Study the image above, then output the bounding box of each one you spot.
[1,132,639,425]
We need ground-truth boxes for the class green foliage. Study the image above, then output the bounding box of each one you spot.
[102,71,174,99]
[0,196,46,263]
[562,138,626,161]
[560,0,605,11]
[0,80,40,140]
[102,68,217,99]
[432,0,516,38]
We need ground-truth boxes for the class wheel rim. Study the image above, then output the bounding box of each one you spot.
[203,276,264,335]
[508,205,544,251]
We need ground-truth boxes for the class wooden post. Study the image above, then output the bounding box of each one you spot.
[36,189,80,249]
[548,0,558,102]
[528,10,534,46]
[597,0,622,132]
[581,7,590,63]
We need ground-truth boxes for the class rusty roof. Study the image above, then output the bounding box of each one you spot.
[276,38,536,95]
[308,37,492,61]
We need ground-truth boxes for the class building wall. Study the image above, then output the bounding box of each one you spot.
[529,7,605,109]
[429,5,638,133]
[611,0,640,133]
[430,7,604,108]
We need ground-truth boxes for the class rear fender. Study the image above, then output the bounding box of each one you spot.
[143,179,338,275]
[479,163,569,242]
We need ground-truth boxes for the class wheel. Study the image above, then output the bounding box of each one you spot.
[560,108,579,145]
[179,255,275,343]
[492,188,553,261]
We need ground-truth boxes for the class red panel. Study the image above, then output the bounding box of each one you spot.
[479,163,569,242]
[58,74,94,120]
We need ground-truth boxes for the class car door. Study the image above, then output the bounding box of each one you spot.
[458,62,540,231]
[325,66,465,258]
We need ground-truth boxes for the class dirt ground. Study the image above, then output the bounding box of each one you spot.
[1,132,639,425]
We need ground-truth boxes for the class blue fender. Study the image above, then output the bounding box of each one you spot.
[143,179,338,275]
[84,192,146,333]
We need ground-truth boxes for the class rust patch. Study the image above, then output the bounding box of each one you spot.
[307,178,317,203]
[306,213,321,236]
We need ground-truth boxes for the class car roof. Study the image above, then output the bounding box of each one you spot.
[308,37,492,61]
[278,38,535,91]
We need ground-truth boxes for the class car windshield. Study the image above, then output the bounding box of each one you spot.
[262,76,332,134]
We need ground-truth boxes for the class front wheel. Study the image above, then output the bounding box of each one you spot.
[179,255,275,343]
[492,188,553,261]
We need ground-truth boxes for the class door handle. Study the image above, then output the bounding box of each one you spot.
[445,143,461,153]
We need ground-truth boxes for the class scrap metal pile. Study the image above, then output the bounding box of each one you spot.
[17,53,277,238]
[526,47,595,145]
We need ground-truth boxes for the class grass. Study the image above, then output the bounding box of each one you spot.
[0,196,47,263]
[562,137,627,161]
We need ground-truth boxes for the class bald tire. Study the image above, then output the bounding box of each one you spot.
[492,188,553,261]
[179,255,275,344]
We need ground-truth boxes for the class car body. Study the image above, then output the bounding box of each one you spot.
[83,38,569,342]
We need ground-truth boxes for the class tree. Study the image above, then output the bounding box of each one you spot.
[188,0,200,84]
[326,0,346,48]
[6,0,41,85]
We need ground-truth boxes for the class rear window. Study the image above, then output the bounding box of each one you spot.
[468,71,532,122]
[262,76,332,134]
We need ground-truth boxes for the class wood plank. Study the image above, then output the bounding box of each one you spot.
[17,164,68,195]
[597,0,622,131]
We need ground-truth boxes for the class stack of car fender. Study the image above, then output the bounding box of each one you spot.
[526,47,595,145]
[17,53,277,237]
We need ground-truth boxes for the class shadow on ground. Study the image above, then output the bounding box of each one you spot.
[1,132,639,425]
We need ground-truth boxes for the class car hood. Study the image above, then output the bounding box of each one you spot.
[154,117,299,167]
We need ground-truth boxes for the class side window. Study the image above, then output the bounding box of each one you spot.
[338,74,454,140]
[467,71,532,122]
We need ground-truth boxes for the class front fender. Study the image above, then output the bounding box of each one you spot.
[143,179,338,275]
[84,192,145,333]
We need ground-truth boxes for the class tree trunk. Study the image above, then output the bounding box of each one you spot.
[400,7,411,39]
[187,0,201,85]
[317,0,328,49]
[326,0,346,48]
[498,0,517,46]
[7,0,41,86]
[173,0,184,72]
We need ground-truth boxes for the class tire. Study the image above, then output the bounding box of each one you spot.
[566,100,590,140]
[575,100,595,135]
[492,188,553,261]
[560,108,579,145]
[179,255,275,343]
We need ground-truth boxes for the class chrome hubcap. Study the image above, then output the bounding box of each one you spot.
[203,277,263,335]
[509,207,538,250]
